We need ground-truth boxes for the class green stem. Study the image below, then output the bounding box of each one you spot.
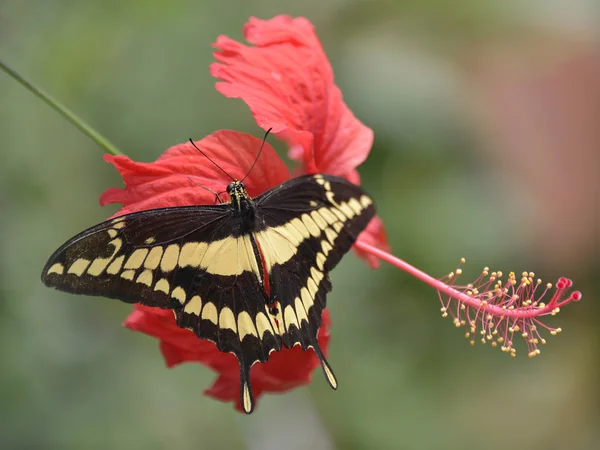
[0,59,123,156]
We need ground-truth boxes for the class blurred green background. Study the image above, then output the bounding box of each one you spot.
[1,1,598,449]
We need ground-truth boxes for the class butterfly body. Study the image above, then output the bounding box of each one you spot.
[42,174,376,413]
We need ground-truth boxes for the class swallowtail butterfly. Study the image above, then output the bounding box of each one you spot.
[42,160,376,413]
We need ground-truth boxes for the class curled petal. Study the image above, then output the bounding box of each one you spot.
[100,130,289,214]
[211,15,374,177]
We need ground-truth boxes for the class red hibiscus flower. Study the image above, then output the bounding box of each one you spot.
[211,15,390,267]
[97,15,582,414]
[100,15,388,413]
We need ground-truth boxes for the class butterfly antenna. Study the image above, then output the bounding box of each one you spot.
[188,139,235,181]
[241,128,272,183]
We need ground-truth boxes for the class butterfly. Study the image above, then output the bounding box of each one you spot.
[42,140,376,414]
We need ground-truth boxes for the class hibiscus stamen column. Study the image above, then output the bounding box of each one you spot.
[354,240,582,357]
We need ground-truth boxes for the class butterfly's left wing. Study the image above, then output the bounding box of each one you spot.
[42,205,278,414]
[254,174,376,389]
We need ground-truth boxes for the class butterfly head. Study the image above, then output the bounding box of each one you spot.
[227,180,255,224]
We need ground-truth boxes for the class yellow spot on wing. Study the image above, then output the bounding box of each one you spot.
[311,266,324,284]
[154,278,170,294]
[144,237,156,244]
[171,286,186,304]
[107,229,118,238]
[301,214,321,237]
[318,208,337,225]
[161,244,180,272]
[301,287,314,310]
[68,259,90,276]
[330,207,347,222]
[348,197,363,215]
[255,229,298,272]
[321,240,333,256]
[124,248,149,270]
[201,302,218,324]
[144,246,163,270]
[107,255,125,275]
[120,269,135,280]
[283,305,299,332]
[294,297,308,324]
[310,210,328,229]
[307,278,319,299]
[338,202,355,219]
[237,311,258,339]
[333,222,344,233]
[324,227,337,245]
[136,270,153,286]
[179,242,208,268]
[360,195,373,208]
[290,217,310,239]
[219,307,237,332]
[255,312,273,338]
[316,253,326,270]
[184,295,202,315]
[111,220,126,229]
[47,263,64,275]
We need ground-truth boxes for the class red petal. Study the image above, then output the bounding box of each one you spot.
[211,15,374,178]
[123,304,332,412]
[100,130,289,214]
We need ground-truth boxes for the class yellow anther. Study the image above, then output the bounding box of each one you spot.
[460,257,466,264]
[541,338,547,344]
[465,332,470,338]
[514,325,520,332]
[546,283,552,289]
[470,340,475,346]
[529,272,534,278]
[456,269,462,275]
[460,304,466,311]
[442,312,448,318]
[491,341,497,347]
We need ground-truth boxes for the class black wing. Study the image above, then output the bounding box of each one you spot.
[42,204,278,413]
[42,174,376,414]
[253,174,376,391]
